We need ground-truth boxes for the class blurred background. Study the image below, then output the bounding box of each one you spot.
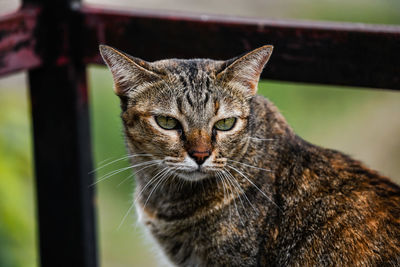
[0,0,399,266]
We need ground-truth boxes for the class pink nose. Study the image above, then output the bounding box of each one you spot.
[188,150,211,165]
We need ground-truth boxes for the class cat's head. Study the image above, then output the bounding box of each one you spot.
[100,45,272,181]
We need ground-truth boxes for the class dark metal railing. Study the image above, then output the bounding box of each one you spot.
[0,0,399,266]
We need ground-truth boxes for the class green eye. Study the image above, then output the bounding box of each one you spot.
[214,117,236,131]
[155,116,179,130]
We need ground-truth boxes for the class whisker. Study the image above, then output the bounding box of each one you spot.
[220,171,245,226]
[222,170,250,220]
[216,171,232,221]
[219,171,233,222]
[227,159,272,172]
[158,167,179,198]
[115,160,159,188]
[116,173,135,188]
[166,166,181,191]
[119,166,167,230]
[223,168,259,214]
[97,156,116,167]
[134,167,169,205]
[142,168,172,209]
[134,161,161,173]
[216,171,226,203]
[227,165,282,212]
[117,201,136,230]
[247,137,275,142]
[90,166,133,187]
[177,168,186,191]
[90,153,153,174]
[90,159,161,187]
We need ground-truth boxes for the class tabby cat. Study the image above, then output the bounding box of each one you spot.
[99,44,400,266]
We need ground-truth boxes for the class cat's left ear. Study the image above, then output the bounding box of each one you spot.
[217,45,273,96]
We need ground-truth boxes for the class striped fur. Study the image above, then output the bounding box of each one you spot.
[100,45,400,266]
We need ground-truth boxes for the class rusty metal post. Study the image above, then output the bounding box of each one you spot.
[23,0,98,266]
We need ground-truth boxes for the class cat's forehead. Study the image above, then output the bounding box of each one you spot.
[151,58,229,97]
[144,58,247,122]
[153,58,224,74]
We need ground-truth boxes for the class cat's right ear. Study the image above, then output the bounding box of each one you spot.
[216,45,273,96]
[99,45,160,97]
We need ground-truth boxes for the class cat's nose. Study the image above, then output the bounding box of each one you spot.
[189,150,211,165]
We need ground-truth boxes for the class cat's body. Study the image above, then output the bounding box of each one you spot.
[100,45,400,266]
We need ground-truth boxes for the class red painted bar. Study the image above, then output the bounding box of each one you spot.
[0,7,41,76]
[1,5,399,89]
[81,5,400,90]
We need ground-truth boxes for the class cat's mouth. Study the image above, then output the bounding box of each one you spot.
[163,155,226,181]
[164,164,218,181]
[176,169,210,181]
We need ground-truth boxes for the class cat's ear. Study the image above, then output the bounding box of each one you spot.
[99,45,161,97]
[217,45,273,96]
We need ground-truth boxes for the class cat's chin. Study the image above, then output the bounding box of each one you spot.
[176,170,210,182]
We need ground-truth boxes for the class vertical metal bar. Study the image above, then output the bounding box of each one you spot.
[24,0,98,266]
[29,65,97,267]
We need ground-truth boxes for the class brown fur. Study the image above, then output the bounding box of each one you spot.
[100,44,400,266]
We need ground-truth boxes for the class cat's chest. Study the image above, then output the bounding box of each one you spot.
[136,201,261,266]
[136,202,204,266]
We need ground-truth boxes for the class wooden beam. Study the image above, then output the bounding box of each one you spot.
[81,5,400,90]
[0,7,41,76]
[1,5,399,89]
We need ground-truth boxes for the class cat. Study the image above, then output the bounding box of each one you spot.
[99,44,400,266]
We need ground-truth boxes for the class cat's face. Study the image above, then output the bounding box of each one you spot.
[120,64,252,181]
[100,45,273,181]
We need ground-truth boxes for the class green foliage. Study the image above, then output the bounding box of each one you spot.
[258,81,376,138]
[0,90,37,267]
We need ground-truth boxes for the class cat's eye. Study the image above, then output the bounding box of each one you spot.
[214,117,236,131]
[155,116,179,130]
